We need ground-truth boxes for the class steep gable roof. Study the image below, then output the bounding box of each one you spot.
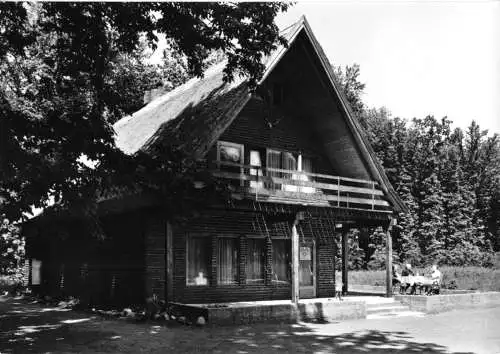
[113,16,406,213]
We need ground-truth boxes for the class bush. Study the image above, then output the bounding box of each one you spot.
[1,216,25,276]
[0,274,24,295]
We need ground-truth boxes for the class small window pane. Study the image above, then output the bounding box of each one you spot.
[217,238,239,285]
[246,239,265,283]
[250,151,263,189]
[187,236,210,286]
[272,239,291,283]
[220,144,242,163]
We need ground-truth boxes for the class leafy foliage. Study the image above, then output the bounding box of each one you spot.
[0,2,291,223]
[0,215,24,276]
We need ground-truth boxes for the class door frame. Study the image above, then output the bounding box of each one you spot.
[299,239,316,298]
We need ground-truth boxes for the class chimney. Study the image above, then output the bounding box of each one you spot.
[143,87,167,105]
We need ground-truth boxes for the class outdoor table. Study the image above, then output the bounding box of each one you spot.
[412,276,433,286]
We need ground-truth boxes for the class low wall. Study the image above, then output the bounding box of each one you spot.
[298,300,366,323]
[395,292,500,313]
[349,285,386,294]
[178,299,367,326]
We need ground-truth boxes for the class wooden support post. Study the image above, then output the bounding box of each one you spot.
[386,218,394,297]
[165,221,174,304]
[341,229,348,295]
[291,222,300,305]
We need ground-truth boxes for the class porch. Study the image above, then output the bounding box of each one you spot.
[170,296,405,326]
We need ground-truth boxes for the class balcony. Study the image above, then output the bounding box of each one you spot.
[212,161,391,212]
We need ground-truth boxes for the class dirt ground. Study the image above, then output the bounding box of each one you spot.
[1,295,499,354]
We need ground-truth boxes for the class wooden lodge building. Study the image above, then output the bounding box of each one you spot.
[24,17,405,307]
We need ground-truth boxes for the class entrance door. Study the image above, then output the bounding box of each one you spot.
[299,241,316,298]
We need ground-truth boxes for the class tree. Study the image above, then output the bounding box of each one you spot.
[334,64,497,268]
[333,63,365,116]
[0,215,24,276]
[0,2,291,221]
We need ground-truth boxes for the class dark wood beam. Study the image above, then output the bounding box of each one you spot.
[291,222,300,304]
[165,221,174,303]
[386,218,394,297]
[342,228,349,295]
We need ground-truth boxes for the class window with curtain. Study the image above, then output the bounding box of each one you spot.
[186,235,210,286]
[282,152,297,185]
[246,238,265,283]
[217,237,239,285]
[249,150,263,189]
[300,156,316,193]
[266,149,282,189]
[266,150,315,193]
[272,239,291,283]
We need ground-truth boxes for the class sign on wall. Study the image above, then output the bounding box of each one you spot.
[299,247,311,261]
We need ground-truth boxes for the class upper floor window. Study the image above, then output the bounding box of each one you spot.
[215,141,315,193]
[266,150,315,193]
[217,141,244,179]
[217,141,244,166]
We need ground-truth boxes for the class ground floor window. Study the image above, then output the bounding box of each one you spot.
[272,239,291,283]
[246,238,265,283]
[186,235,210,286]
[31,259,42,285]
[217,237,239,285]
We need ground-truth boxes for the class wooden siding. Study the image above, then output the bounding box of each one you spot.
[169,209,340,304]
[216,96,334,175]
[25,212,146,307]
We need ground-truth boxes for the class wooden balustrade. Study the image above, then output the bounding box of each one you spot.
[211,160,391,211]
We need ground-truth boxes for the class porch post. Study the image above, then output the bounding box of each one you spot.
[341,229,348,295]
[291,222,300,304]
[165,221,174,303]
[385,218,394,297]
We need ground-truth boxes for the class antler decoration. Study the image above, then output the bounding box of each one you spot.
[255,85,284,129]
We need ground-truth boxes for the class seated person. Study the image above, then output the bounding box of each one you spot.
[431,264,441,284]
[392,264,402,285]
[428,264,441,295]
[401,263,414,277]
[400,263,415,294]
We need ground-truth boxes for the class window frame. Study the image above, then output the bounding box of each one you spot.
[185,233,211,287]
[216,235,240,286]
[265,149,315,192]
[270,237,292,284]
[245,237,266,284]
[217,141,244,166]
[217,141,245,186]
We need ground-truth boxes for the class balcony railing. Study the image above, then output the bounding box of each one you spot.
[212,161,391,211]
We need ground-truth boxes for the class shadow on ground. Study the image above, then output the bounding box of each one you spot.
[0,295,474,353]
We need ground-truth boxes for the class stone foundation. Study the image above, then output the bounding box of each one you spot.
[175,298,367,326]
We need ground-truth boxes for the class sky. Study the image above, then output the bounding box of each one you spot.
[276,0,500,134]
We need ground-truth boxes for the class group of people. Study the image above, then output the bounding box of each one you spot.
[393,263,442,295]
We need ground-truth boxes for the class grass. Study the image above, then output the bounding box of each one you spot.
[349,266,500,292]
